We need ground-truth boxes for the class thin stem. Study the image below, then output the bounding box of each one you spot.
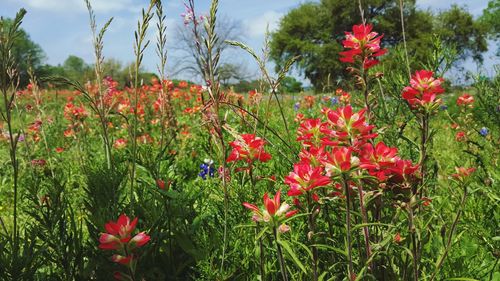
[342,176,355,280]
[418,113,429,197]
[399,0,411,79]
[429,184,468,281]
[249,167,265,279]
[357,184,373,268]
[307,192,319,281]
[273,227,289,281]
[408,199,419,281]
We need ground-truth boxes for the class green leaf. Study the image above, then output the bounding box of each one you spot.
[278,239,307,274]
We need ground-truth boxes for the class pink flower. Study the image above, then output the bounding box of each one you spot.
[339,24,387,69]
[402,70,445,110]
[285,163,331,196]
[227,134,272,164]
[243,190,297,223]
[451,167,476,182]
[324,105,377,145]
[323,147,359,176]
[456,93,474,107]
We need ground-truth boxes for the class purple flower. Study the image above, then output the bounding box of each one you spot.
[293,102,300,111]
[330,97,338,106]
[199,159,215,180]
[479,127,489,137]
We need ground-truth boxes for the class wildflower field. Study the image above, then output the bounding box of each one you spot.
[0,0,499,280]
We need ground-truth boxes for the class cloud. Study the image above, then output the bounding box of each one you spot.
[11,0,142,13]
[244,11,283,39]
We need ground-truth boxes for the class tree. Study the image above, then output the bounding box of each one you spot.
[436,5,488,62]
[270,0,489,90]
[280,76,303,93]
[0,17,45,85]
[63,55,92,84]
[479,0,500,40]
[171,16,243,82]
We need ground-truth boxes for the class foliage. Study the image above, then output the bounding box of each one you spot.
[0,1,498,281]
[270,0,490,90]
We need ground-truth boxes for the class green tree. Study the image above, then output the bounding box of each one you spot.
[479,0,500,39]
[0,17,45,85]
[63,55,92,84]
[270,0,489,90]
[280,76,303,93]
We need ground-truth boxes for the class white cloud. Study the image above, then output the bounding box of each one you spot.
[244,11,283,39]
[12,0,142,13]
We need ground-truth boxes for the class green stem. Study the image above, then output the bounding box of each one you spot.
[357,184,373,268]
[429,184,468,281]
[273,227,289,281]
[307,192,319,281]
[342,176,355,280]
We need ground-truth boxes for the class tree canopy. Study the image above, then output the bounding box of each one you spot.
[270,0,489,90]
[0,17,45,85]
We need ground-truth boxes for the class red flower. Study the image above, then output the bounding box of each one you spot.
[156,179,166,190]
[243,190,297,223]
[113,138,127,149]
[298,146,328,168]
[285,163,331,196]
[99,214,149,250]
[388,159,420,184]
[323,147,359,176]
[324,105,377,145]
[112,254,133,265]
[455,131,466,142]
[296,119,331,147]
[394,233,402,243]
[451,167,476,182]
[402,70,445,109]
[339,24,387,69]
[359,142,400,181]
[227,134,272,163]
[456,93,474,107]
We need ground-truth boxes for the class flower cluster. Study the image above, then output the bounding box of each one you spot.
[199,158,215,179]
[99,214,150,279]
[402,70,445,111]
[456,93,474,108]
[284,104,420,202]
[227,134,271,164]
[243,190,298,232]
[339,23,387,69]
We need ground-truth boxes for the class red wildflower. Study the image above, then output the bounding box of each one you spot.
[298,146,328,168]
[324,105,377,145]
[455,131,466,142]
[387,159,420,184]
[156,179,166,190]
[227,134,272,163]
[451,167,476,182]
[285,163,331,196]
[323,147,359,176]
[113,138,127,149]
[402,70,445,109]
[243,190,297,223]
[359,142,400,181]
[296,119,331,147]
[99,214,149,250]
[456,93,474,107]
[112,254,132,265]
[339,23,387,69]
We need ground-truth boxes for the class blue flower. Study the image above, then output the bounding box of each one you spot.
[199,159,215,180]
[440,105,448,111]
[479,127,489,137]
[293,102,300,111]
[330,97,338,106]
